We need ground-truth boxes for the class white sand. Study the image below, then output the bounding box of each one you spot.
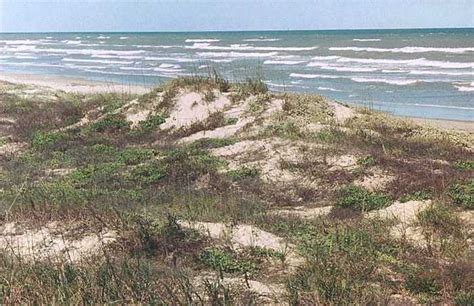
[0,72,150,94]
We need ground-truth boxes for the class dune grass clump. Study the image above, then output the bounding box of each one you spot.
[448,180,473,209]
[336,185,391,212]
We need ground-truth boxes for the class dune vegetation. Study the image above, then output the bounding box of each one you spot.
[0,74,472,304]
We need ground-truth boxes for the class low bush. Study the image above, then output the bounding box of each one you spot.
[336,185,391,212]
[448,181,473,209]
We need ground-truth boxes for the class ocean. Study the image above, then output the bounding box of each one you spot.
[0,28,473,121]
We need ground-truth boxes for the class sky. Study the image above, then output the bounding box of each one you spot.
[0,0,473,33]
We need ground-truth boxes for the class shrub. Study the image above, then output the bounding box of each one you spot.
[90,114,130,133]
[224,117,238,125]
[454,160,474,171]
[127,162,167,185]
[357,155,376,167]
[417,204,467,256]
[399,190,431,203]
[336,185,391,212]
[227,167,260,181]
[198,248,257,275]
[138,114,166,132]
[118,148,157,165]
[31,131,67,151]
[190,138,235,150]
[448,181,473,209]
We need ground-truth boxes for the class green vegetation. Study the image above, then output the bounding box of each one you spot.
[336,185,391,211]
[227,166,260,181]
[454,160,474,170]
[448,181,473,209]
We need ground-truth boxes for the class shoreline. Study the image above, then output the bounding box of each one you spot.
[0,72,151,94]
[1,71,472,132]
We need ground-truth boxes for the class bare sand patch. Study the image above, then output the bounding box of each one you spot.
[354,169,395,191]
[162,91,231,130]
[178,220,303,268]
[0,222,117,262]
[272,206,333,219]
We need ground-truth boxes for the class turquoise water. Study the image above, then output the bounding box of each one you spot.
[1,29,473,121]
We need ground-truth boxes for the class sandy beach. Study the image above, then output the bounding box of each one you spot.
[0,72,151,94]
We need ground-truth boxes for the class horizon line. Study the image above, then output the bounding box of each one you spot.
[1,26,473,34]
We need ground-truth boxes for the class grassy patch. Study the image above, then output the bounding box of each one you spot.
[90,114,130,133]
[227,167,260,181]
[336,185,391,212]
[448,181,473,209]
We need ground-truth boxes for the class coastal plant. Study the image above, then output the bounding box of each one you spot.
[90,113,130,133]
[336,185,391,212]
[227,166,260,181]
[448,180,473,209]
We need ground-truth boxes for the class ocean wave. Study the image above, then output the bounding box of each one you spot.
[119,37,129,40]
[330,46,474,54]
[119,66,153,71]
[0,39,43,45]
[196,51,279,58]
[143,56,198,62]
[14,55,38,59]
[62,58,134,65]
[351,77,419,86]
[64,63,107,70]
[289,73,342,79]
[187,43,317,52]
[352,39,381,42]
[159,63,181,69]
[243,38,281,42]
[335,57,474,69]
[312,56,341,60]
[317,86,343,92]
[408,70,474,76]
[209,59,234,63]
[62,40,82,45]
[185,39,220,43]
[320,66,378,72]
[263,60,305,65]
[454,81,474,92]
[97,36,110,39]
[92,55,143,60]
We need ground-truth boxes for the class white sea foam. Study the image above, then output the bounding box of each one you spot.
[14,55,38,59]
[263,60,305,65]
[408,70,474,76]
[330,46,474,54]
[455,86,474,92]
[0,39,42,45]
[334,57,474,69]
[62,58,134,65]
[289,73,342,79]
[119,67,154,71]
[351,77,419,86]
[143,56,197,62]
[185,39,220,43]
[159,63,181,69]
[312,56,341,60]
[196,51,279,58]
[92,54,143,60]
[62,40,82,45]
[119,37,129,40]
[64,63,107,70]
[243,38,281,42]
[187,43,317,52]
[320,66,378,72]
[210,59,234,63]
[317,86,343,92]
[352,39,381,42]
[97,36,110,39]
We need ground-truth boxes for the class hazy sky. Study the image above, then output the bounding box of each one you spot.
[1,0,473,32]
